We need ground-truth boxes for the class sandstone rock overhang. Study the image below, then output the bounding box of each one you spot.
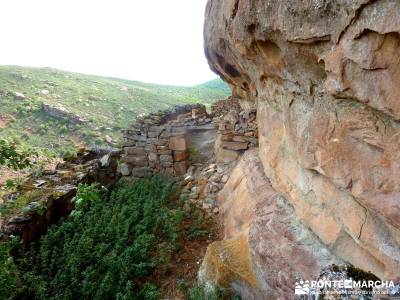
[203,0,400,295]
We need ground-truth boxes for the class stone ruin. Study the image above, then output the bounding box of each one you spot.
[212,97,258,163]
[120,98,259,176]
[41,103,88,125]
[120,104,215,177]
[0,98,260,243]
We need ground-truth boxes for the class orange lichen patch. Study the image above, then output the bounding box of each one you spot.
[202,235,259,289]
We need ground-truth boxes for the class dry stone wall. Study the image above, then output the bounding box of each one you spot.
[121,104,213,177]
[212,97,258,163]
[41,103,88,124]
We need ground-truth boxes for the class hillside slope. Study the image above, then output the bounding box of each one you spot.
[0,66,230,156]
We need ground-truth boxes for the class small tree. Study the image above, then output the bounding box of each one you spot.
[0,139,31,170]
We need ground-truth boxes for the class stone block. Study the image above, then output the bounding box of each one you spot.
[135,141,146,147]
[170,127,187,136]
[145,144,156,152]
[161,162,173,168]
[232,135,258,144]
[124,147,145,156]
[122,155,149,167]
[192,107,207,118]
[117,163,132,176]
[154,139,169,146]
[128,134,147,141]
[164,167,174,175]
[131,167,153,178]
[174,161,189,176]
[169,135,189,151]
[160,154,173,163]
[148,152,158,162]
[157,149,172,155]
[157,145,169,150]
[147,131,159,138]
[220,134,233,141]
[177,112,192,122]
[173,150,189,162]
[160,130,172,138]
[220,141,249,151]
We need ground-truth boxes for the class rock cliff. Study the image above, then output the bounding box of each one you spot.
[203,0,400,297]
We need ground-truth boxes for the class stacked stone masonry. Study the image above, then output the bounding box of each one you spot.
[212,97,258,163]
[121,104,213,177]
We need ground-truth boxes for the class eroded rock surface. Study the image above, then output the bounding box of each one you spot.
[200,150,342,299]
[203,0,400,296]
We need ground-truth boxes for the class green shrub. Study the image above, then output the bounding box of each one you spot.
[59,125,69,134]
[58,146,78,159]
[186,284,232,300]
[14,176,184,299]
[0,237,24,300]
[0,139,31,170]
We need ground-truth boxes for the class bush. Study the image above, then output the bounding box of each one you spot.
[178,283,238,300]
[14,176,185,299]
[0,139,31,170]
[59,125,69,134]
[58,146,78,159]
[0,237,24,300]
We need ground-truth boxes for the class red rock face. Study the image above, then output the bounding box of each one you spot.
[203,0,400,296]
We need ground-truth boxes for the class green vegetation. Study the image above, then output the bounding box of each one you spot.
[0,237,24,299]
[188,145,202,163]
[177,280,241,300]
[0,66,230,157]
[0,190,45,218]
[0,176,225,299]
[0,139,31,170]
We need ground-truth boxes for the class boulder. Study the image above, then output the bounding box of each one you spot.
[200,150,341,299]
[14,92,26,100]
[220,141,248,151]
[99,154,111,168]
[204,0,400,296]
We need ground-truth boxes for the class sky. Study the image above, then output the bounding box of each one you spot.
[0,0,217,86]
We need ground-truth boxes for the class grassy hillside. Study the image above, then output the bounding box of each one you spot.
[0,66,230,157]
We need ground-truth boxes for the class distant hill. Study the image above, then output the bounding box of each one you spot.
[0,66,230,157]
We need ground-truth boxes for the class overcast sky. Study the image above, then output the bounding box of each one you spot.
[0,0,217,86]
